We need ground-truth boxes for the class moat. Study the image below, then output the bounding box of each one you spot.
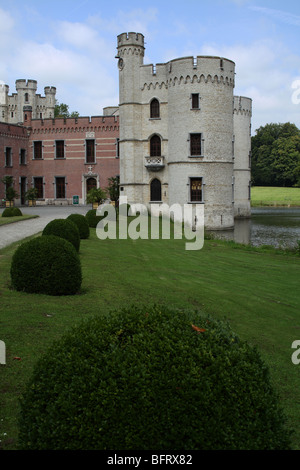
[231,207,300,248]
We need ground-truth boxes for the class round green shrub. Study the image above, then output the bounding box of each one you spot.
[11,207,23,217]
[85,209,104,228]
[67,214,90,239]
[18,305,292,450]
[10,235,82,296]
[2,207,14,217]
[42,218,80,252]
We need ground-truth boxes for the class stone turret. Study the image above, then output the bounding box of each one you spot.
[117,33,145,203]
[233,96,252,218]
[0,83,9,122]
[3,80,56,124]
[44,86,56,118]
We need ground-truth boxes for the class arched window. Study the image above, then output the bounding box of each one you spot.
[150,98,160,118]
[150,178,161,201]
[86,177,97,194]
[150,135,161,157]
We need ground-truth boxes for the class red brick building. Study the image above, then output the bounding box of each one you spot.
[0,105,120,206]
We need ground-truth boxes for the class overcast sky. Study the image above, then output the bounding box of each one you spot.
[0,0,299,134]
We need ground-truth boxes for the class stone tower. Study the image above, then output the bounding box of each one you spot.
[116,32,145,204]
[233,96,252,218]
[44,86,56,118]
[117,32,252,230]
[0,80,57,124]
[0,83,9,122]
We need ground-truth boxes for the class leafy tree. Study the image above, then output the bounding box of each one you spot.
[54,101,79,118]
[251,122,300,186]
[107,175,119,205]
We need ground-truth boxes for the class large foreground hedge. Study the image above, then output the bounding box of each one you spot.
[18,305,292,450]
[11,235,82,296]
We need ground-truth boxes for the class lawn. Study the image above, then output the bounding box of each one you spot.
[0,214,39,226]
[0,226,300,449]
[251,186,300,207]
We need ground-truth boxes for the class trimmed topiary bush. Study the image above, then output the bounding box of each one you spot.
[11,207,23,217]
[67,214,90,239]
[85,209,104,228]
[10,235,82,296]
[17,305,292,450]
[42,218,80,252]
[2,208,14,217]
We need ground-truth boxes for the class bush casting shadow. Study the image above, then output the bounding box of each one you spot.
[18,305,292,450]
[10,235,82,296]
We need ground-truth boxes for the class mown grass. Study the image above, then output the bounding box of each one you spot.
[251,186,300,207]
[0,226,300,449]
[0,215,39,226]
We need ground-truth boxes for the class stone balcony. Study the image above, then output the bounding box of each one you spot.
[144,156,165,171]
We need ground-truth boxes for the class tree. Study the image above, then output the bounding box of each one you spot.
[251,122,300,186]
[54,101,79,118]
[107,175,119,205]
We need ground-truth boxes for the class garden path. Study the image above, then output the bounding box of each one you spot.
[0,205,89,249]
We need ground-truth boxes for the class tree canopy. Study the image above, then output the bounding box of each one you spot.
[54,101,79,119]
[251,122,300,187]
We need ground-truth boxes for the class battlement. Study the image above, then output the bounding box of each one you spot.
[233,96,252,116]
[15,79,38,90]
[117,32,144,49]
[0,84,9,92]
[30,115,119,134]
[140,55,235,90]
[44,86,56,95]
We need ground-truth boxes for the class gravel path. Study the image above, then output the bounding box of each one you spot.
[0,205,90,249]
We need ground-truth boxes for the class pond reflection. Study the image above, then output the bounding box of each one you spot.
[208,208,300,248]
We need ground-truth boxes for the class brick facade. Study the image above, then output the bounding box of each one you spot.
[0,112,120,205]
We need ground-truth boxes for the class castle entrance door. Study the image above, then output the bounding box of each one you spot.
[86,177,97,194]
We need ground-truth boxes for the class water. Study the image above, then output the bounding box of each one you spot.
[215,207,300,249]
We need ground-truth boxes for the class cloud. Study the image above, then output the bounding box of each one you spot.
[88,8,158,39]
[200,38,300,131]
[250,6,300,27]
[56,21,110,57]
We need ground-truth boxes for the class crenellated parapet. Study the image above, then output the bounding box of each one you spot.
[140,55,235,90]
[233,96,252,117]
[30,115,119,135]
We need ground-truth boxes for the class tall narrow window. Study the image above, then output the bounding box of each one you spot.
[190,178,203,202]
[55,140,65,159]
[20,149,26,165]
[33,141,42,159]
[150,135,161,157]
[150,98,160,118]
[25,93,29,102]
[56,177,66,199]
[5,147,12,167]
[34,177,44,199]
[190,133,201,156]
[86,177,97,194]
[191,94,199,109]
[116,138,120,158]
[150,178,161,201]
[86,139,95,163]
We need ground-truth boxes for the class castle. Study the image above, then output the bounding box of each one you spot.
[117,32,252,230]
[0,32,252,230]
